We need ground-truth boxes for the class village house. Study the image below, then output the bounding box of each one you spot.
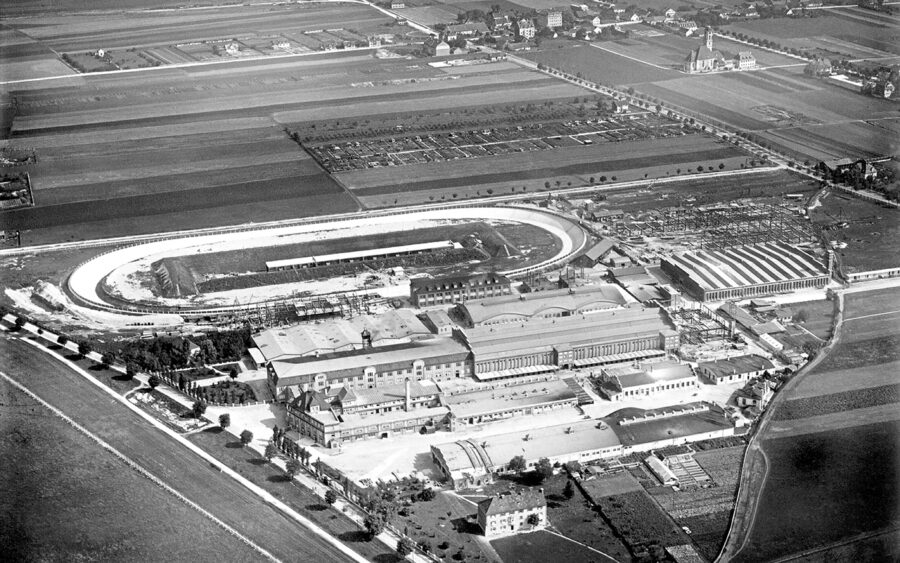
[735,379,773,408]
[537,9,563,29]
[478,489,548,538]
[516,18,536,39]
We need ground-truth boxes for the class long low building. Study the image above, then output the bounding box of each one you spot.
[594,361,697,401]
[267,336,472,400]
[287,377,578,447]
[266,240,459,271]
[661,242,831,301]
[432,401,737,489]
[457,284,629,326]
[457,304,680,380]
[410,272,512,307]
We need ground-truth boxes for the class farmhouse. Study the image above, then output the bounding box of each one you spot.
[267,336,472,400]
[445,22,489,40]
[410,272,511,307]
[696,354,774,384]
[478,489,547,538]
[253,309,431,362]
[458,304,679,380]
[457,284,629,326]
[426,39,451,57]
[660,242,831,301]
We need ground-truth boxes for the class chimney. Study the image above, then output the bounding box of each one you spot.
[405,378,411,412]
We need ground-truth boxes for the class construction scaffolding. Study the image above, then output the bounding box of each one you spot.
[620,203,816,250]
[669,305,730,345]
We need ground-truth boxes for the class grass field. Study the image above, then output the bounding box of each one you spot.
[787,298,835,340]
[491,529,610,563]
[732,286,900,562]
[809,193,900,274]
[0,377,262,562]
[0,336,355,563]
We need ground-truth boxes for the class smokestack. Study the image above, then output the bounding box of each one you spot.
[405,378,411,412]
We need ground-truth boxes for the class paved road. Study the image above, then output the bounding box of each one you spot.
[0,335,355,563]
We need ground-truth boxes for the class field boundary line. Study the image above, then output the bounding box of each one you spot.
[0,367,281,563]
[11,335,371,563]
[842,309,900,322]
[542,529,620,563]
[588,43,674,72]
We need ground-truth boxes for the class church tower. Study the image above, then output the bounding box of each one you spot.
[705,28,714,50]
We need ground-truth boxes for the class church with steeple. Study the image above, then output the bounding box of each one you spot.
[684,29,724,73]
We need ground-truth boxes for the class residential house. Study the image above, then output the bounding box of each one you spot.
[516,18,537,39]
[489,12,512,31]
[445,22,489,40]
[390,0,405,8]
[537,9,563,29]
[735,379,773,408]
[426,39,451,57]
[665,8,678,20]
[478,489,548,538]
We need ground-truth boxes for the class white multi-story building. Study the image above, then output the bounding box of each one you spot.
[478,489,547,538]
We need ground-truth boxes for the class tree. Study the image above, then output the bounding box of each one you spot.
[364,512,386,539]
[57,334,68,346]
[526,513,541,526]
[148,375,160,389]
[240,429,253,446]
[793,309,809,323]
[418,487,436,502]
[219,413,231,429]
[286,458,301,479]
[397,537,415,558]
[264,441,278,462]
[719,162,725,170]
[100,352,115,369]
[325,489,338,505]
[191,400,207,419]
[229,367,239,380]
[125,362,137,380]
[77,341,92,358]
[563,480,575,499]
[13,317,24,329]
[534,457,554,482]
[509,455,527,473]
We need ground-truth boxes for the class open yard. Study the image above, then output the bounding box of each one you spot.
[491,530,611,563]
[787,298,835,340]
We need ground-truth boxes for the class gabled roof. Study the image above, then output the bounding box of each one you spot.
[697,354,774,378]
[479,489,546,515]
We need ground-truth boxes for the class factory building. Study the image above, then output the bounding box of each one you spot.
[410,272,511,307]
[661,242,831,301]
[457,304,679,381]
[457,284,629,326]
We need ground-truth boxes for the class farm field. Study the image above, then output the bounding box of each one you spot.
[809,192,900,274]
[651,446,745,561]
[730,286,900,563]
[343,134,749,203]
[723,13,900,59]
[0,376,262,563]
[491,529,609,563]
[0,337,356,563]
[2,42,593,245]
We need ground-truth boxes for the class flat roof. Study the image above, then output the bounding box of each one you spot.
[664,242,827,292]
[266,240,456,269]
[696,354,774,379]
[247,347,266,365]
[443,378,576,417]
[460,284,628,325]
[605,361,695,389]
[604,403,733,447]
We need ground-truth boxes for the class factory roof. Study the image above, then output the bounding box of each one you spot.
[605,361,695,389]
[696,354,774,379]
[604,402,733,446]
[253,309,430,361]
[410,272,511,293]
[459,284,628,325]
[461,305,674,360]
[442,378,576,417]
[270,337,470,382]
[664,242,827,292]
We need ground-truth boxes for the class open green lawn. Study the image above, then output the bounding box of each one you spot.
[491,529,612,563]
[0,377,261,562]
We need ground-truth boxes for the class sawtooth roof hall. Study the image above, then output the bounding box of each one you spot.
[660,242,831,301]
